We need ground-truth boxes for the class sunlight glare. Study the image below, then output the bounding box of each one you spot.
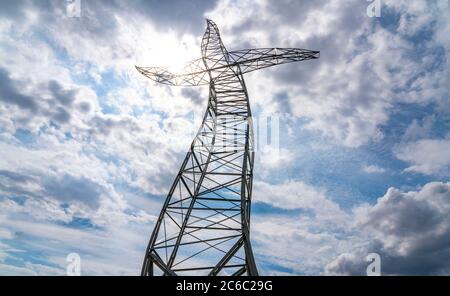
[135,27,200,74]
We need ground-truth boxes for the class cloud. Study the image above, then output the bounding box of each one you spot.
[0,67,38,111]
[252,213,356,275]
[394,139,450,175]
[0,197,72,223]
[249,179,361,274]
[120,0,219,34]
[206,0,448,148]
[0,0,26,19]
[326,182,450,275]
[0,55,95,130]
[0,216,153,275]
[362,164,385,174]
[0,263,61,276]
[253,180,346,219]
[257,147,295,172]
[48,80,78,107]
[43,174,103,209]
[401,116,435,142]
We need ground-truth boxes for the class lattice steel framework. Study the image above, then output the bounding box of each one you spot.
[137,19,319,276]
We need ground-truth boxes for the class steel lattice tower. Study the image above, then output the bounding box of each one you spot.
[136,19,319,276]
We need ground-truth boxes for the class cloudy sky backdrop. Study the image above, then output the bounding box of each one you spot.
[0,0,449,275]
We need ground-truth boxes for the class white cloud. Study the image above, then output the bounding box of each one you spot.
[395,139,450,175]
[257,147,295,172]
[253,180,347,220]
[0,214,155,275]
[252,213,358,275]
[362,164,385,174]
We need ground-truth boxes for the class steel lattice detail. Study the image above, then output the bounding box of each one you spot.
[137,19,319,276]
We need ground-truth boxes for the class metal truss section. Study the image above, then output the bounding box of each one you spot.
[136,49,319,86]
[137,19,319,276]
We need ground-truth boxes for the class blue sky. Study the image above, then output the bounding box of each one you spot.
[0,0,449,275]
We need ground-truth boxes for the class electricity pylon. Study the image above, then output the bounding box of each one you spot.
[136,19,319,276]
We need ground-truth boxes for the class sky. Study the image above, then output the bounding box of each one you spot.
[0,0,449,275]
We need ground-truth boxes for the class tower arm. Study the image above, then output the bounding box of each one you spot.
[228,47,320,74]
[136,48,319,86]
[135,58,209,86]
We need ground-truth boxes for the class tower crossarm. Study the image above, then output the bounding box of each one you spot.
[136,48,319,86]
[228,47,320,74]
[135,57,208,86]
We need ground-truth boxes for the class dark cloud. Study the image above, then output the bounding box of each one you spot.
[0,170,35,183]
[0,67,38,111]
[123,0,219,34]
[27,0,218,37]
[327,238,450,276]
[0,0,119,53]
[0,0,27,18]
[273,91,291,113]
[266,1,368,85]
[0,169,104,209]
[43,174,103,209]
[0,170,40,198]
[77,101,91,113]
[51,106,71,124]
[87,115,141,137]
[45,80,80,124]
[181,87,203,105]
[326,182,450,275]
[48,80,77,106]
[266,0,330,29]
[0,67,85,126]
